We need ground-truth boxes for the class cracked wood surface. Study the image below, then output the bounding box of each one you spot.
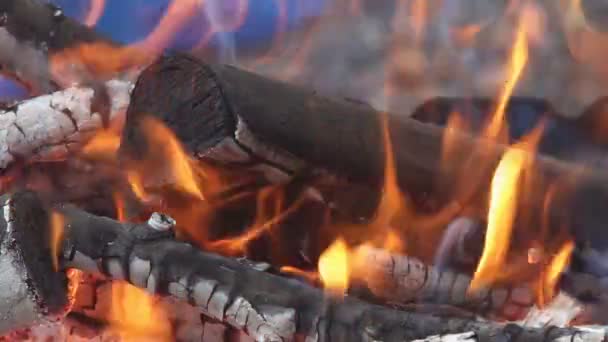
[0,79,131,172]
[0,190,597,342]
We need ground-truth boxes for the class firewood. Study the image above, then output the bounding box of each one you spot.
[0,192,69,335]
[0,0,119,92]
[121,54,608,267]
[0,80,130,172]
[0,190,601,341]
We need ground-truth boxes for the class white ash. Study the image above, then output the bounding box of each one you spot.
[0,79,132,170]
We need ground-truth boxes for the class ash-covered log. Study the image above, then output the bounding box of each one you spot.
[0,79,130,172]
[2,190,602,341]
[121,54,608,267]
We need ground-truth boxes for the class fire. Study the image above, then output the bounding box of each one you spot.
[49,211,65,272]
[318,238,350,295]
[113,192,127,222]
[541,241,574,304]
[131,117,205,201]
[107,282,172,340]
[470,147,527,290]
[486,14,529,138]
[470,124,543,291]
[80,129,121,160]
[368,115,407,252]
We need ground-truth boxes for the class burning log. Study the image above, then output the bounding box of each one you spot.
[0,190,602,341]
[0,79,130,172]
[121,54,608,270]
[0,0,119,92]
[351,245,536,320]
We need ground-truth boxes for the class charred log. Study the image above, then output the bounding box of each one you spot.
[120,54,608,270]
[0,190,599,341]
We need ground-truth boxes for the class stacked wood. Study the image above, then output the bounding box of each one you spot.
[2,190,605,341]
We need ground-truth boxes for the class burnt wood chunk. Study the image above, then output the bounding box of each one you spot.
[121,54,608,268]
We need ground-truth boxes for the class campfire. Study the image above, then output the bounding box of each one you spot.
[1,0,608,341]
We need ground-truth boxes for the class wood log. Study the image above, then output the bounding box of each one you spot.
[0,0,119,92]
[1,190,601,341]
[0,79,130,172]
[120,54,608,264]
[0,192,69,335]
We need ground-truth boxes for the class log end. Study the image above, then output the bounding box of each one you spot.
[121,54,235,162]
[0,191,69,334]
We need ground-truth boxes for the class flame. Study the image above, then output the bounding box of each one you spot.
[80,129,121,160]
[84,0,106,27]
[541,241,574,304]
[318,238,350,295]
[132,117,205,201]
[367,115,408,252]
[470,125,543,291]
[114,192,126,222]
[207,186,305,256]
[107,282,172,340]
[65,269,83,312]
[470,147,526,290]
[485,15,529,138]
[280,266,319,283]
[49,211,65,272]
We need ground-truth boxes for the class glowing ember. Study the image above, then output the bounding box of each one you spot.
[49,211,65,272]
[107,282,172,340]
[318,238,350,295]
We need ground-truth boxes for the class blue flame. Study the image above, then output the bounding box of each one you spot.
[0,0,328,101]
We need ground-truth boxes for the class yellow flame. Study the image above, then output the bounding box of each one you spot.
[486,15,529,138]
[132,117,205,201]
[81,129,121,159]
[470,148,528,290]
[318,238,350,295]
[49,211,65,272]
[543,241,574,302]
[108,282,172,340]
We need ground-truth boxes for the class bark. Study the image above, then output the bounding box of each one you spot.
[0,0,119,92]
[0,79,130,172]
[0,190,599,342]
[120,54,608,261]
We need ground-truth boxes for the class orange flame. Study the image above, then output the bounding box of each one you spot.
[470,125,543,291]
[542,240,574,303]
[80,129,121,160]
[470,147,527,290]
[113,192,127,222]
[107,282,172,340]
[49,211,65,272]
[485,14,529,138]
[318,238,350,295]
[131,117,205,201]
